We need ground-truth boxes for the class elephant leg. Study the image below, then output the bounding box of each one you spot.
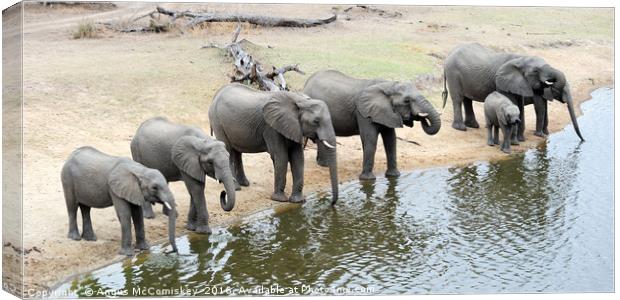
[270,151,290,202]
[142,202,155,219]
[486,125,494,146]
[288,144,305,203]
[358,119,379,181]
[79,204,97,241]
[543,101,549,135]
[463,97,480,128]
[181,174,211,234]
[501,126,512,154]
[112,197,134,256]
[517,99,526,142]
[493,126,500,145]
[131,205,149,250]
[381,128,400,177]
[64,186,81,241]
[186,197,197,231]
[533,96,546,137]
[448,79,466,131]
[231,149,250,187]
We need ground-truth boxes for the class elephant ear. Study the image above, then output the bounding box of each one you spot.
[108,162,145,206]
[262,92,304,144]
[497,105,509,126]
[495,58,534,98]
[357,81,403,128]
[171,136,206,182]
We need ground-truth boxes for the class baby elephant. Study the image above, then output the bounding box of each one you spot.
[484,92,521,154]
[61,146,177,256]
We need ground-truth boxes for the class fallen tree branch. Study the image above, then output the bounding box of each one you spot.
[155,6,337,28]
[397,137,421,146]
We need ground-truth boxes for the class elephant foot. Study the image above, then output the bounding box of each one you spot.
[118,247,134,257]
[534,131,547,138]
[271,192,289,202]
[452,122,467,131]
[385,169,401,178]
[510,139,520,146]
[543,128,550,135]
[501,147,512,154]
[186,222,196,231]
[487,140,495,146]
[289,193,306,203]
[464,120,480,128]
[81,232,97,241]
[68,231,81,241]
[195,224,212,234]
[359,172,376,181]
[136,241,150,251]
[518,135,526,142]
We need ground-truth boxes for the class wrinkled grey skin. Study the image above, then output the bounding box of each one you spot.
[303,70,441,181]
[61,146,177,256]
[442,43,584,142]
[484,92,521,154]
[209,83,338,205]
[131,117,235,234]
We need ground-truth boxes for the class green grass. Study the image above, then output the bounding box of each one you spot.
[453,7,613,39]
[257,36,437,90]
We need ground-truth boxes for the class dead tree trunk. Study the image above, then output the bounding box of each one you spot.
[154,6,337,28]
[210,24,305,91]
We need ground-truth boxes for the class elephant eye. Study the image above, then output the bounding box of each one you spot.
[151,184,158,191]
[313,117,320,125]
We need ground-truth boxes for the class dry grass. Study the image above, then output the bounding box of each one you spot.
[72,19,99,39]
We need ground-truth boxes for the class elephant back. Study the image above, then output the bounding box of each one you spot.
[132,117,196,181]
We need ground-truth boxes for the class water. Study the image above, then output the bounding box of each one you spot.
[54,88,614,297]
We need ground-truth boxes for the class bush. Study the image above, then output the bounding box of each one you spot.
[72,20,98,39]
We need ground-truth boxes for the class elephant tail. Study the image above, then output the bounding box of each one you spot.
[441,70,448,110]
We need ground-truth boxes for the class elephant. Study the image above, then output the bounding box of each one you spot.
[61,146,177,256]
[484,91,521,154]
[442,42,584,142]
[208,83,338,204]
[130,117,235,234]
[303,70,441,181]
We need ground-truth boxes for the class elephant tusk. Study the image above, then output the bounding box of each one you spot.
[417,112,429,117]
[163,202,172,210]
[322,140,336,149]
[544,80,554,85]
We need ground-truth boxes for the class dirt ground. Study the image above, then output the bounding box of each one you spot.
[2,2,613,295]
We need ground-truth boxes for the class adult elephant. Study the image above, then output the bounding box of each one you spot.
[303,70,441,181]
[61,146,177,256]
[131,117,235,234]
[209,83,338,205]
[442,42,584,142]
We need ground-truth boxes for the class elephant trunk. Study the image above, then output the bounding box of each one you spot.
[417,101,442,135]
[563,84,585,141]
[316,138,339,205]
[219,170,236,212]
[328,158,339,205]
[165,200,177,253]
